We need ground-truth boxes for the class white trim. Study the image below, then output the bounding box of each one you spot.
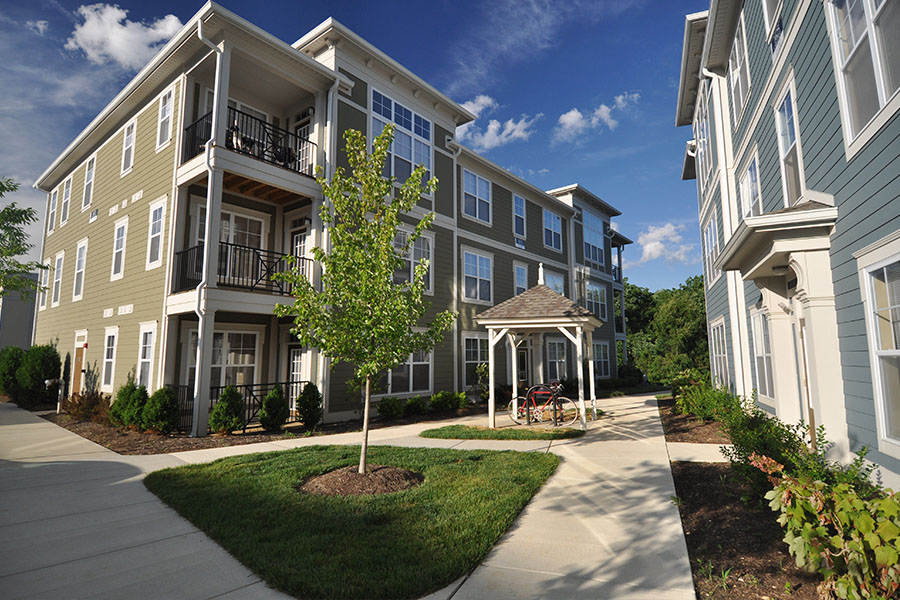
[369,87,434,196]
[750,308,775,402]
[773,73,807,207]
[463,332,489,388]
[461,168,492,226]
[702,207,722,287]
[394,226,434,295]
[728,9,752,128]
[709,315,729,388]
[736,146,762,220]
[455,229,569,273]
[51,250,64,308]
[120,119,136,176]
[544,269,566,296]
[137,321,158,390]
[110,216,129,281]
[592,340,611,379]
[156,85,174,151]
[371,348,433,398]
[513,261,528,295]
[73,330,88,395]
[101,326,119,393]
[145,197,166,270]
[38,258,50,311]
[46,190,57,235]
[59,177,72,226]
[461,246,494,306]
[542,208,563,253]
[762,0,784,48]
[513,194,527,244]
[72,237,88,302]
[81,155,96,211]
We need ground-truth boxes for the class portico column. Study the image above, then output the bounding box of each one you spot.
[488,329,496,429]
[586,330,596,419]
[508,332,518,415]
[574,326,587,430]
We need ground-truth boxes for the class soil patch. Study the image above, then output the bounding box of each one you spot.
[671,461,819,599]
[658,398,731,444]
[298,464,424,496]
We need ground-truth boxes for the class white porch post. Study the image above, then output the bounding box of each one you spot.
[488,330,496,429]
[586,330,596,419]
[574,325,587,430]
[508,332,518,416]
[535,333,545,383]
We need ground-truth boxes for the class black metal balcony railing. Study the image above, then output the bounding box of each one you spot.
[612,265,621,282]
[182,108,317,177]
[172,242,315,295]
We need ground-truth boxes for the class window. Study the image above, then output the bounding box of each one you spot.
[393,231,432,292]
[137,323,157,389]
[463,170,491,223]
[102,327,118,392]
[213,332,257,387]
[60,177,71,225]
[593,341,610,379]
[729,13,751,125]
[38,259,49,310]
[514,263,528,295]
[582,209,606,269]
[146,200,165,269]
[545,272,565,295]
[463,250,492,303]
[710,319,729,388]
[547,340,567,381]
[381,350,431,395]
[47,190,57,235]
[738,156,762,218]
[121,120,135,174]
[72,239,87,301]
[763,0,780,31]
[751,312,775,399]
[464,337,488,387]
[775,87,804,206]
[513,195,527,244]
[827,0,900,141]
[111,217,128,281]
[371,90,431,184]
[157,88,173,148]
[82,156,95,210]
[703,211,721,285]
[543,209,563,251]
[586,281,607,320]
[863,252,900,448]
[51,251,64,307]
[694,85,713,192]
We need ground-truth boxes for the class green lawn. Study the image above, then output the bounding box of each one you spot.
[144,445,559,599]
[420,424,585,440]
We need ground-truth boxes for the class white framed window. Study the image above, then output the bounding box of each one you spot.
[586,281,607,321]
[111,216,128,281]
[371,89,431,185]
[393,230,432,293]
[543,209,563,252]
[72,238,88,302]
[51,251,64,307]
[47,190,57,235]
[710,317,729,388]
[464,336,489,388]
[121,120,136,175]
[157,88,174,149]
[378,349,431,396]
[102,326,118,393]
[702,210,721,285]
[59,177,71,225]
[463,249,492,303]
[593,341,610,379]
[82,156,95,210]
[463,169,491,224]
[825,0,900,154]
[184,330,261,389]
[738,153,763,218]
[137,322,157,390]
[762,0,784,55]
[146,199,165,270]
[514,262,528,295]
[582,209,606,269]
[513,195,527,245]
[694,83,713,193]
[729,12,751,126]
[545,271,565,296]
[547,340,567,381]
[774,83,806,206]
[751,311,775,399]
[38,259,50,310]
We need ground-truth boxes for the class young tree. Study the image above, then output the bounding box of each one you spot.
[0,178,45,299]
[275,124,456,474]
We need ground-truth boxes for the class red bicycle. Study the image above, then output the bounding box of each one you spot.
[507,382,579,427]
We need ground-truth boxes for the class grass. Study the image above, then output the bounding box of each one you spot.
[420,424,585,440]
[144,445,559,600]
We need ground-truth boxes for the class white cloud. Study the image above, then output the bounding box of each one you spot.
[627,223,695,267]
[26,20,48,35]
[552,91,640,144]
[65,4,182,71]
[456,94,542,152]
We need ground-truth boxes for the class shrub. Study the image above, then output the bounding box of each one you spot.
[62,390,109,422]
[258,385,288,432]
[377,396,404,419]
[430,390,467,412]
[616,363,644,386]
[670,368,705,398]
[209,386,245,434]
[141,387,179,434]
[676,380,740,422]
[295,383,322,431]
[0,346,25,402]
[15,344,61,408]
[109,380,149,428]
[403,395,427,417]
[62,353,71,398]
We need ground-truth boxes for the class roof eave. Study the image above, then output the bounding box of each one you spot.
[675,11,708,127]
[701,0,742,77]
[544,184,621,217]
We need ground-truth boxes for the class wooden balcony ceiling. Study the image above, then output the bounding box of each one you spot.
[223,172,304,203]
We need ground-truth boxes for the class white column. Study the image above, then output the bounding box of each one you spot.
[586,330,596,419]
[191,309,216,436]
[488,330,496,429]
[575,326,587,430]
[508,332,518,418]
[535,333,545,383]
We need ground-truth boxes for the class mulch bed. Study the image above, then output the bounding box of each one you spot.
[298,464,424,496]
[671,461,820,599]
[658,398,731,444]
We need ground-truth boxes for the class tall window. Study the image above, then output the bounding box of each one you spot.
[582,209,605,269]
[593,341,610,379]
[545,272,565,295]
[102,327,118,392]
[111,217,128,281]
[775,88,804,205]
[393,231,432,292]
[51,251,64,307]
[157,89,173,148]
[827,0,900,140]
[867,257,900,441]
[702,211,721,284]
[586,281,607,320]
[146,201,165,269]
[137,324,156,389]
[38,259,49,310]
[82,157,95,209]
[47,190,57,234]
[738,156,762,218]
[547,341,567,381]
[382,350,431,395]
[72,239,87,301]
[729,13,751,125]
[513,195,526,246]
[463,170,491,223]
[121,120,135,174]
[60,177,71,225]
[694,85,713,191]
[710,319,729,388]
[514,263,528,295]
[543,209,562,251]
[464,337,488,387]
[371,90,431,183]
[464,250,492,302]
[752,313,775,399]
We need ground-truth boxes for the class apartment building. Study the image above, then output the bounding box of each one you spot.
[33,2,630,434]
[0,274,37,350]
[676,0,900,484]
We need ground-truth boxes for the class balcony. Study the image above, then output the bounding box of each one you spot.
[182,107,317,178]
[612,265,622,282]
[172,242,315,295]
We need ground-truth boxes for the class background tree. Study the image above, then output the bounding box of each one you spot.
[0,178,45,299]
[276,124,455,474]
[623,278,656,336]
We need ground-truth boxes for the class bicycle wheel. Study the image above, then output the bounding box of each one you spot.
[554,397,580,427]
[507,397,529,425]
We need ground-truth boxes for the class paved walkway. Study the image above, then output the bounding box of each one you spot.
[0,394,697,599]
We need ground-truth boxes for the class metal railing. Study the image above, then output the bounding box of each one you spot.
[612,265,621,282]
[181,108,317,177]
[172,242,315,295]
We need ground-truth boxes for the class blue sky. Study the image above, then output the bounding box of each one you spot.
[1,0,706,291]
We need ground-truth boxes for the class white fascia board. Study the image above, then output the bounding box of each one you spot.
[676,11,708,127]
[545,183,622,217]
[701,0,742,77]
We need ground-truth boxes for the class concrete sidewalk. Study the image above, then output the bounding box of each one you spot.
[0,395,695,599]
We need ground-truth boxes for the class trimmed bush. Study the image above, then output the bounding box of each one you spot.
[377,396,404,419]
[209,386,245,434]
[670,368,705,398]
[403,395,427,417]
[259,385,288,432]
[676,380,740,422]
[295,383,322,431]
[0,346,25,402]
[109,380,149,428]
[141,387,179,433]
[430,390,467,412]
[62,390,110,422]
[15,344,61,408]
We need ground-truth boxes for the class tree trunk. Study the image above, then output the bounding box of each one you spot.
[358,374,371,474]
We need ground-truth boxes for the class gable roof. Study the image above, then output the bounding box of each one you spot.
[475,285,594,321]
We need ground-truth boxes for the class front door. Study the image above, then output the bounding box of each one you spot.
[72,347,84,395]
[288,346,303,411]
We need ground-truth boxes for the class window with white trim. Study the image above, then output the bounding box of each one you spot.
[694,84,713,192]
[381,349,431,395]
[111,217,128,281]
[72,239,87,302]
[38,260,49,310]
[137,323,156,389]
[543,209,563,251]
[751,312,775,399]
[60,177,71,225]
[121,120,135,174]
[585,281,607,320]
[738,156,762,218]
[47,190,57,235]
[514,263,528,295]
[463,250,492,302]
[146,200,165,270]
[464,336,488,387]
[393,230,432,292]
[702,210,721,285]
[157,88,173,148]
[463,170,491,223]
[710,319,729,388]
[582,208,605,269]
[102,327,118,392]
[545,272,565,296]
[51,251,64,307]
[762,0,784,55]
[82,156,95,210]
[593,341,610,379]
[775,87,804,206]
[513,195,527,245]
[826,0,900,140]
[371,90,431,184]
[729,12,751,125]
[547,340,567,381]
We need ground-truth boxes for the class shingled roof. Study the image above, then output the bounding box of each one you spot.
[474,285,595,321]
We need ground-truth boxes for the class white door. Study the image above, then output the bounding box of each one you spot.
[288,347,303,411]
[292,228,308,280]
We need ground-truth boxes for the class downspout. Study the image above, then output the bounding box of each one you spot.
[448,141,463,393]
